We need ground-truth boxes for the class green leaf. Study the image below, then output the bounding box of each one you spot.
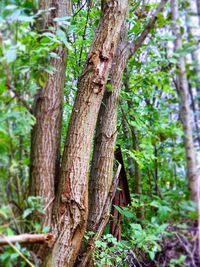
[56,29,68,46]
[23,208,33,218]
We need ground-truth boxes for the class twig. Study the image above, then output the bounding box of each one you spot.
[73,1,87,17]
[175,232,196,267]
[6,84,32,113]
[128,0,169,57]
[44,197,55,212]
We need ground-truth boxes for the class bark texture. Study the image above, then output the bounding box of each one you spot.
[30,0,71,227]
[88,26,129,231]
[171,0,199,201]
[43,1,129,266]
[88,0,167,232]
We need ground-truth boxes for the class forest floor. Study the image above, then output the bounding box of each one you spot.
[123,221,199,267]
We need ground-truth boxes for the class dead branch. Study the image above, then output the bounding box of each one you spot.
[128,0,168,57]
[0,233,55,247]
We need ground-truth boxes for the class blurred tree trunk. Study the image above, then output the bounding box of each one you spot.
[196,0,200,25]
[171,0,199,202]
[186,1,200,147]
[122,119,135,181]
[30,0,71,227]
[43,1,129,266]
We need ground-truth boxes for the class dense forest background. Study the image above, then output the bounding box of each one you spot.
[0,0,200,266]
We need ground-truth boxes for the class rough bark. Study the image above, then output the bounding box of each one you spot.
[87,0,167,232]
[171,0,199,202]
[30,0,71,227]
[87,26,129,231]
[43,1,129,266]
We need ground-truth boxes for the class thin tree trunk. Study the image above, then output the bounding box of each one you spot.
[122,119,135,180]
[196,0,200,26]
[43,1,129,266]
[30,0,71,228]
[154,145,159,195]
[87,0,167,232]
[186,1,200,147]
[124,68,144,218]
[171,0,199,202]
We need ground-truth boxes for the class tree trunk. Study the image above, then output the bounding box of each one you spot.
[171,0,199,202]
[196,0,200,26]
[122,119,135,181]
[186,1,200,147]
[87,25,129,231]
[87,0,168,231]
[43,1,129,266]
[30,0,71,228]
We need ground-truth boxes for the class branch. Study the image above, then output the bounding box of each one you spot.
[0,233,55,247]
[128,0,168,57]
[6,83,32,114]
[73,0,87,17]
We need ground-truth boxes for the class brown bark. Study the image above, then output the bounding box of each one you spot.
[0,234,55,246]
[43,1,129,266]
[87,25,129,231]
[171,0,199,202]
[88,0,167,232]
[30,0,71,227]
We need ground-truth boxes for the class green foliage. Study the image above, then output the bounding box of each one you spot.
[0,0,198,266]
[93,234,128,266]
[0,243,30,267]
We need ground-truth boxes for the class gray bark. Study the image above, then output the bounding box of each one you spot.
[171,0,199,202]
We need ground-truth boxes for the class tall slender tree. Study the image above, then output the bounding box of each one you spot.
[171,0,199,202]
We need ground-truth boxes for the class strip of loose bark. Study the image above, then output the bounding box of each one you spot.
[0,233,55,247]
